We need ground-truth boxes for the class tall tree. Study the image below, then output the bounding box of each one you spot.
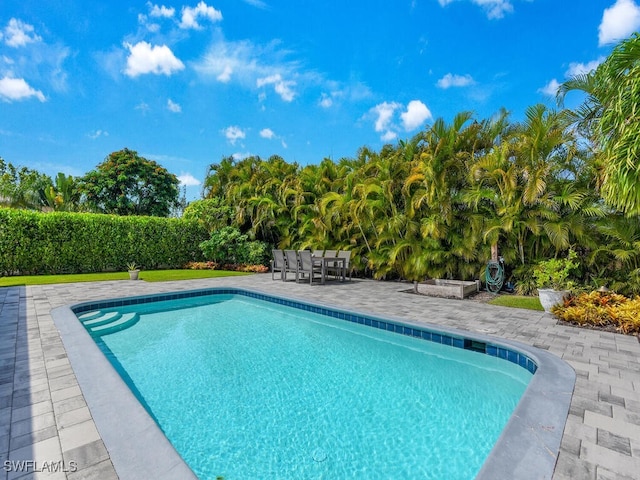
[80,148,180,217]
[0,157,52,209]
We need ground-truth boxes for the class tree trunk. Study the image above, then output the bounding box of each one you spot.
[491,243,499,262]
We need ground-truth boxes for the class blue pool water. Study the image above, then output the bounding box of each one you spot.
[78,293,532,480]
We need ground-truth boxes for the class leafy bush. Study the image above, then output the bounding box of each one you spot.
[199,226,269,265]
[552,290,640,335]
[533,249,579,291]
[0,208,207,275]
[185,261,268,273]
[182,197,234,232]
[513,264,538,296]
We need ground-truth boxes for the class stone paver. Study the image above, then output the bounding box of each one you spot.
[1,274,639,479]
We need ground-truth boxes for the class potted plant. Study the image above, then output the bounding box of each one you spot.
[533,249,578,312]
[127,262,140,280]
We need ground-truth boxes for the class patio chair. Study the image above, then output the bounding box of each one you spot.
[312,249,324,257]
[327,250,352,281]
[296,250,322,284]
[283,250,299,281]
[270,249,286,281]
[323,249,339,278]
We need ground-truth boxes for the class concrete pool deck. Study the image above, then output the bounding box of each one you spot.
[1,274,639,479]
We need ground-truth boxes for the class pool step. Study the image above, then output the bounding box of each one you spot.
[77,310,106,322]
[84,312,140,336]
[82,311,122,328]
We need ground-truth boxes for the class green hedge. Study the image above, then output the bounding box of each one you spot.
[0,208,208,275]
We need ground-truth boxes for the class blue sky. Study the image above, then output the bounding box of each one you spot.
[1,0,640,200]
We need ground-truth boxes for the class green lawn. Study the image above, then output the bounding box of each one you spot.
[487,294,544,311]
[0,269,250,287]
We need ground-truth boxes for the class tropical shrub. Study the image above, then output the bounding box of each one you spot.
[182,197,234,232]
[199,226,269,265]
[512,264,538,296]
[552,290,640,335]
[184,261,268,273]
[533,249,579,291]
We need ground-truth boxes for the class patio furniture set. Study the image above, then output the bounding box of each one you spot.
[270,249,352,284]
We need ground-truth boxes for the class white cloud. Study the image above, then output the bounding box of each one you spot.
[319,93,333,108]
[401,100,432,130]
[242,0,268,8]
[232,151,252,160]
[476,0,514,19]
[544,57,605,97]
[257,73,296,102]
[566,58,604,77]
[3,18,41,48]
[599,0,640,46]
[260,128,275,139]
[259,127,287,147]
[381,130,397,142]
[223,125,246,145]
[178,173,201,186]
[437,0,514,19]
[149,3,175,18]
[194,39,325,103]
[538,79,560,97]
[217,65,233,82]
[135,101,150,114]
[180,1,223,29]
[372,101,401,133]
[369,100,431,140]
[195,40,251,82]
[369,101,401,141]
[0,19,70,93]
[123,41,185,77]
[167,98,182,112]
[318,83,372,109]
[139,3,175,31]
[436,73,475,89]
[88,129,109,139]
[0,76,45,102]
[138,14,158,32]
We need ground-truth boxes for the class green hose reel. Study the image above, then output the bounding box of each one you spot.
[485,259,504,294]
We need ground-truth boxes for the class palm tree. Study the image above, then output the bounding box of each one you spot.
[402,112,483,280]
[559,33,640,215]
[41,172,80,211]
[590,214,640,294]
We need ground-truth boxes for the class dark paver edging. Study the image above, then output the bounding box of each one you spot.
[52,286,576,480]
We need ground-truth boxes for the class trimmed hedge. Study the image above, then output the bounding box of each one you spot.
[0,208,208,275]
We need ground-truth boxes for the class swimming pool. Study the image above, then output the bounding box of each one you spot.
[53,287,575,480]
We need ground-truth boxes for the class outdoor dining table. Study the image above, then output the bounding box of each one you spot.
[312,255,346,284]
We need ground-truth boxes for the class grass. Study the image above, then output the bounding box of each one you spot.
[487,294,544,311]
[0,269,250,287]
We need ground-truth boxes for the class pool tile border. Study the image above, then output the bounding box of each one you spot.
[63,286,575,480]
[74,287,538,374]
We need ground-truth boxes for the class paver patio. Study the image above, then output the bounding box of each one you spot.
[1,273,639,479]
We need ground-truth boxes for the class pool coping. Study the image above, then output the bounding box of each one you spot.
[52,286,576,480]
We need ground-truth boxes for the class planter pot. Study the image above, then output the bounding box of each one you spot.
[128,270,140,280]
[538,288,568,313]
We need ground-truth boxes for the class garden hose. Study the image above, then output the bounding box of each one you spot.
[485,260,504,294]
